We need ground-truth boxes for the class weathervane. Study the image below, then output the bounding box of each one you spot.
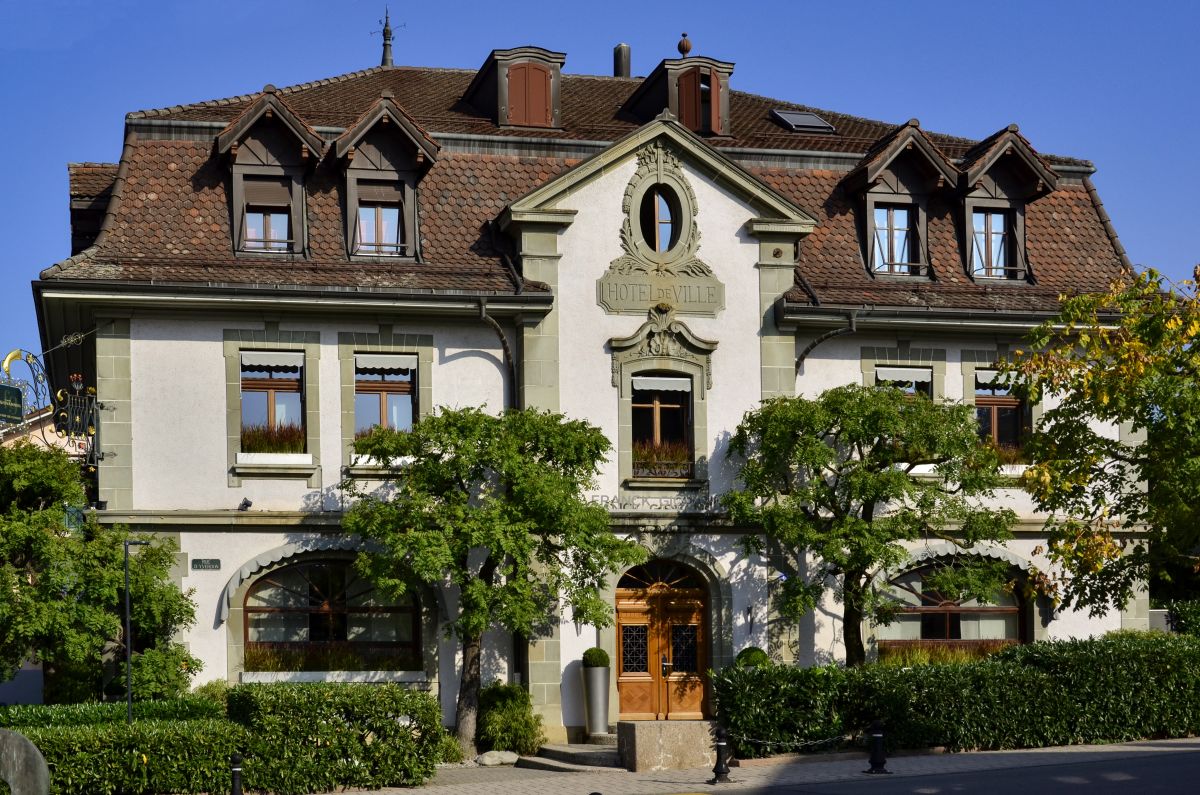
[374,8,405,67]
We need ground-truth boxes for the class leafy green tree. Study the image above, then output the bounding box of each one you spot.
[343,407,645,755]
[722,385,1017,666]
[0,441,200,702]
[1010,268,1200,611]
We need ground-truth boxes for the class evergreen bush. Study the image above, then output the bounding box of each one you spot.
[0,696,222,729]
[713,632,1200,758]
[476,681,546,755]
[581,647,610,668]
[734,646,771,667]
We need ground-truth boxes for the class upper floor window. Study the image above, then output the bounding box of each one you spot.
[240,352,305,453]
[875,366,932,398]
[974,369,1028,461]
[354,182,406,256]
[240,177,298,253]
[354,354,416,438]
[972,210,1013,278]
[872,205,916,274]
[631,375,693,479]
[506,61,554,128]
[640,186,679,254]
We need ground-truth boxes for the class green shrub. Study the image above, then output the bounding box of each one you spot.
[227,682,442,794]
[437,728,465,763]
[734,646,771,667]
[191,679,231,710]
[19,718,246,795]
[582,647,610,668]
[130,645,204,700]
[0,697,223,729]
[477,682,546,756]
[713,632,1200,757]
[1167,599,1200,636]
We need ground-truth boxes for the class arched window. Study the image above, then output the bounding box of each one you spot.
[875,560,1028,655]
[243,558,420,671]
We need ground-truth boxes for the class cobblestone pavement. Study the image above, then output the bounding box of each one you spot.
[313,737,1200,795]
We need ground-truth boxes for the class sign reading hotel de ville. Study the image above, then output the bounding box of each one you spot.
[596,142,725,317]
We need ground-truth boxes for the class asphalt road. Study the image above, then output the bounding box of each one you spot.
[754,749,1200,794]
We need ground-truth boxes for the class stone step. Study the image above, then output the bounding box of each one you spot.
[586,732,618,746]
[536,743,623,768]
[515,755,627,774]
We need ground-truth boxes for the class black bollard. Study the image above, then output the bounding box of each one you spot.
[863,719,891,775]
[230,753,243,795]
[709,726,732,784]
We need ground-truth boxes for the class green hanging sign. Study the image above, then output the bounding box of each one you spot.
[0,384,22,425]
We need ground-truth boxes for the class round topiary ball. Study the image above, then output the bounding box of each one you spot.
[735,646,770,667]
[582,647,610,668]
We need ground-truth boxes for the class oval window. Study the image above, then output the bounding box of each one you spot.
[639,186,679,254]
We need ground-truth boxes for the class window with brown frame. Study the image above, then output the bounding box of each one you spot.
[243,558,421,672]
[975,369,1029,462]
[872,204,917,275]
[639,186,679,254]
[631,375,693,479]
[507,61,553,127]
[353,182,407,256]
[972,210,1015,278]
[240,352,305,453]
[354,354,416,439]
[677,66,721,134]
[875,562,1027,653]
[241,177,295,253]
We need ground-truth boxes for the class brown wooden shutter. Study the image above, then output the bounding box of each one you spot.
[709,68,722,134]
[677,68,701,131]
[244,176,290,206]
[508,62,552,127]
[358,181,403,203]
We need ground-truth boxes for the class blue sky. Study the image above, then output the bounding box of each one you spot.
[0,0,1196,357]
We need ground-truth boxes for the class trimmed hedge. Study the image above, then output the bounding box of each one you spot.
[714,632,1200,758]
[228,682,443,794]
[0,696,223,729]
[20,719,246,795]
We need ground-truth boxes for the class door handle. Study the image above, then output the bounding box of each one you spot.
[661,654,672,677]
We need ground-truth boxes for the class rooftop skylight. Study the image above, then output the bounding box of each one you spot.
[770,109,836,134]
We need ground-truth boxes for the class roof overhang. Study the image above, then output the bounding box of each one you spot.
[333,94,440,163]
[775,299,1073,334]
[844,120,960,193]
[962,126,1058,195]
[215,88,325,157]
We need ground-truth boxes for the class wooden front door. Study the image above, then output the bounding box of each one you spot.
[616,561,708,720]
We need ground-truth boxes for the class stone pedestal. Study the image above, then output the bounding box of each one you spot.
[617,720,715,771]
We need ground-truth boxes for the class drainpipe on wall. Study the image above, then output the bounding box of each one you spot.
[478,297,518,409]
[795,309,858,373]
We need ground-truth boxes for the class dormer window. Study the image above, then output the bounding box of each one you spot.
[354,182,406,256]
[463,47,565,129]
[676,65,725,135]
[242,177,293,252]
[872,204,916,274]
[620,56,734,136]
[972,210,1012,278]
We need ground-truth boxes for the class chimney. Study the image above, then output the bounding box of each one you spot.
[613,43,631,78]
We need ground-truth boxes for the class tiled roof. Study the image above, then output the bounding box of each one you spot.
[43,62,1126,313]
[127,65,1090,166]
[67,163,118,199]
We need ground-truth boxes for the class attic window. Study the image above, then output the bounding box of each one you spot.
[678,66,721,135]
[770,109,835,134]
[507,61,553,127]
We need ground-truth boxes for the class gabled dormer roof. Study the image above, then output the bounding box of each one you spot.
[844,119,960,192]
[215,85,325,157]
[503,115,815,235]
[332,90,439,164]
[960,124,1058,195]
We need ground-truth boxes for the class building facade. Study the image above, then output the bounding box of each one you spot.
[32,37,1144,736]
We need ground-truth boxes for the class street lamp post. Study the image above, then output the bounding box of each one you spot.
[124,539,150,724]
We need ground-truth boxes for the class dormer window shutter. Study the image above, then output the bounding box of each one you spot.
[708,67,721,134]
[243,177,290,206]
[508,61,552,127]
[358,182,403,203]
[677,67,701,131]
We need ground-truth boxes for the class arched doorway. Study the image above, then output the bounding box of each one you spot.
[616,559,709,720]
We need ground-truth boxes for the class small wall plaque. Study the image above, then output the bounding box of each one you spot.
[191,559,221,571]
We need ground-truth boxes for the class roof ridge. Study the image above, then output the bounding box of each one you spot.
[126,64,392,119]
[67,161,119,168]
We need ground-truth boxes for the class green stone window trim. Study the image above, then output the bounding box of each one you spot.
[860,343,947,401]
[611,306,716,495]
[223,325,321,487]
[338,328,433,475]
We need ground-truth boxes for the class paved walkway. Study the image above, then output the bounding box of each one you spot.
[312,737,1200,794]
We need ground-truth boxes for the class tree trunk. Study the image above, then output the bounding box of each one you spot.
[843,580,867,667]
[455,630,484,758]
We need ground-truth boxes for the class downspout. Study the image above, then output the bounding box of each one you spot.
[796,309,858,372]
[478,298,518,409]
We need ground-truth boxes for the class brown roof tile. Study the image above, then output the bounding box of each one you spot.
[68,163,118,199]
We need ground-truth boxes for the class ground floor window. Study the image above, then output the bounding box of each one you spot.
[243,559,420,671]
[874,560,1028,659]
